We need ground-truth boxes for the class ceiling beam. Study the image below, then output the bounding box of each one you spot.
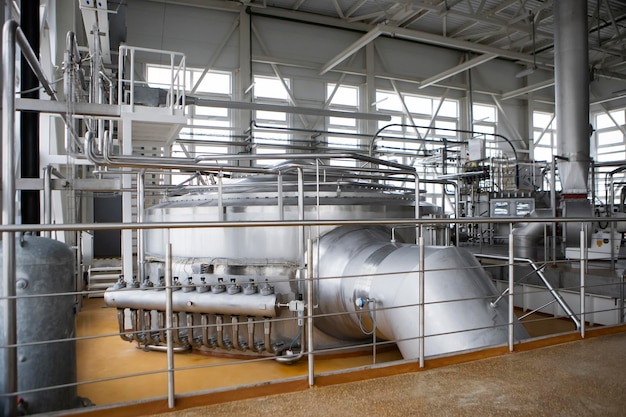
[501,79,555,100]
[320,26,382,74]
[419,53,497,89]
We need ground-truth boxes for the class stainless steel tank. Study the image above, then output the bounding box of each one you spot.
[0,235,77,414]
[107,169,527,360]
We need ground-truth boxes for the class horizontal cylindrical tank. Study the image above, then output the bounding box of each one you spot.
[0,235,77,414]
[314,227,528,358]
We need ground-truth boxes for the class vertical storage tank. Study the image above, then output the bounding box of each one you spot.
[0,235,77,414]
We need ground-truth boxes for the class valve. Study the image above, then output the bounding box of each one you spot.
[243,279,257,295]
[140,277,153,289]
[259,278,274,296]
[131,275,140,288]
[182,276,196,293]
[172,277,182,291]
[113,275,127,290]
[211,277,226,294]
[197,276,210,293]
[227,278,241,294]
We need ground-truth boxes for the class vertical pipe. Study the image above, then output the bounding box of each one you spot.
[508,224,515,351]
[137,170,145,281]
[117,46,124,106]
[414,172,420,244]
[298,168,305,295]
[217,172,224,222]
[277,172,284,220]
[580,227,586,338]
[43,165,52,238]
[1,19,18,417]
[554,0,590,195]
[618,272,624,324]
[306,237,314,387]
[130,48,135,111]
[551,159,557,262]
[418,226,425,368]
[165,236,175,408]
[20,0,40,227]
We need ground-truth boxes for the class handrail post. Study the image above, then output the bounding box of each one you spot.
[418,225,425,368]
[1,19,18,417]
[306,237,315,387]
[580,227,586,338]
[165,231,175,408]
[508,223,515,352]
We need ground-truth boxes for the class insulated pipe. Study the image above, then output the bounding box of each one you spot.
[512,209,553,259]
[137,170,146,281]
[314,226,528,359]
[554,0,590,195]
[104,289,279,317]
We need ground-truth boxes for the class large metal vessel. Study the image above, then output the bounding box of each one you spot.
[106,169,527,359]
[0,236,77,414]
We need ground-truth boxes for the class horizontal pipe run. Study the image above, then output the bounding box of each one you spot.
[105,289,279,317]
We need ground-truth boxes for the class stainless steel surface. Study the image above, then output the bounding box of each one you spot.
[512,209,552,259]
[2,20,19,417]
[0,236,77,415]
[104,288,279,317]
[314,227,528,359]
[554,0,590,195]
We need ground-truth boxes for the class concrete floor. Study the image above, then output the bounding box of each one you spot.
[150,332,626,417]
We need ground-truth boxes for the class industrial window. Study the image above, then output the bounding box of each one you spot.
[373,90,459,165]
[326,83,360,166]
[472,103,502,158]
[374,91,459,210]
[594,109,625,163]
[252,75,291,166]
[532,111,557,162]
[593,108,626,205]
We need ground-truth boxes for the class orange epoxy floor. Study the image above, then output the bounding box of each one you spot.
[76,298,403,406]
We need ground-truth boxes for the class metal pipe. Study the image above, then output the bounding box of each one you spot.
[264,318,275,354]
[418,229,425,368]
[580,227,586,338]
[165,240,175,409]
[201,314,213,348]
[186,313,196,346]
[306,238,314,387]
[43,165,52,238]
[508,225,515,352]
[172,314,183,346]
[554,0,590,195]
[298,168,305,297]
[144,310,157,346]
[216,315,227,349]
[475,254,581,329]
[104,289,280,317]
[130,309,140,343]
[247,317,255,352]
[231,316,243,350]
[1,20,18,417]
[117,309,133,342]
[157,311,166,344]
[137,170,146,280]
